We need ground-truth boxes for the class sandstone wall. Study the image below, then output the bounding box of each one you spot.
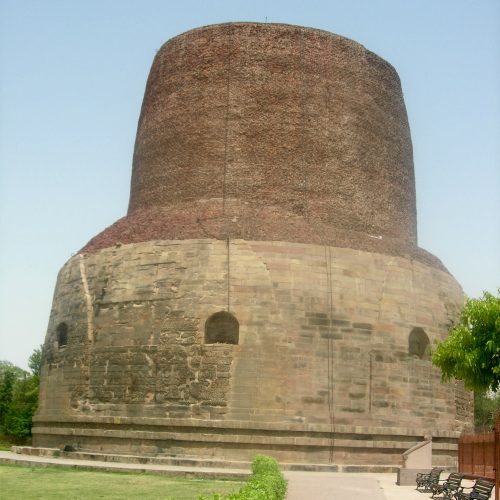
[35,239,471,465]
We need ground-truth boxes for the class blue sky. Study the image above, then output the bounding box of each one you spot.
[1,0,499,369]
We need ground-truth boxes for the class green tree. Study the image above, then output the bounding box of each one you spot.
[432,290,500,392]
[3,374,39,438]
[0,362,27,431]
[0,368,15,430]
[0,347,42,439]
[28,345,43,376]
[474,391,500,431]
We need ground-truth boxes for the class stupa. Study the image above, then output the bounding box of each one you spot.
[34,23,472,468]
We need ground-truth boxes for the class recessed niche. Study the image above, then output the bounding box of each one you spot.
[409,327,430,359]
[56,322,68,348]
[205,312,239,344]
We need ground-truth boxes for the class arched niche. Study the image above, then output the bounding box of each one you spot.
[205,312,239,345]
[409,327,430,359]
[56,322,68,348]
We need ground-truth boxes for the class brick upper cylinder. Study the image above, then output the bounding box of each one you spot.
[128,23,417,244]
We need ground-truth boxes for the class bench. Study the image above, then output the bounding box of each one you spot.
[415,467,444,491]
[454,477,495,500]
[431,472,464,499]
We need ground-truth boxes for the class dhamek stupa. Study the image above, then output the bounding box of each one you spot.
[34,23,472,468]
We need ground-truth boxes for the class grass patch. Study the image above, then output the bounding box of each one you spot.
[0,434,30,450]
[0,441,11,451]
[0,464,245,499]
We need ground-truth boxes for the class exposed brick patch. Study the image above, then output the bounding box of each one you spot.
[78,23,448,272]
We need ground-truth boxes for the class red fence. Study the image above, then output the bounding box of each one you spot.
[458,414,500,500]
[498,415,500,500]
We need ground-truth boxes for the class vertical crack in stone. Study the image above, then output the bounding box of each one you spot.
[79,254,94,343]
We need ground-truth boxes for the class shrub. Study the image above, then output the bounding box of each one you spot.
[199,455,287,500]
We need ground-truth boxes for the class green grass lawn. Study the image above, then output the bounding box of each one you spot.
[0,464,245,499]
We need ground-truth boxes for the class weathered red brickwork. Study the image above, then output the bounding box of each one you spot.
[82,23,419,261]
[82,201,445,270]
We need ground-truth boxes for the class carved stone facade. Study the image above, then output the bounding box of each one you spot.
[34,23,472,467]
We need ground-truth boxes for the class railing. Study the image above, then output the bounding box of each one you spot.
[458,414,500,500]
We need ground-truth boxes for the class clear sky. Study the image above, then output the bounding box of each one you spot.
[1,0,499,370]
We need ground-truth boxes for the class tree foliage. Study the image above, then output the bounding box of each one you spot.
[28,347,42,377]
[474,391,500,431]
[0,346,42,439]
[432,291,500,392]
[0,362,27,432]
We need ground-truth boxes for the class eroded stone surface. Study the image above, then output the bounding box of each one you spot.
[36,240,471,464]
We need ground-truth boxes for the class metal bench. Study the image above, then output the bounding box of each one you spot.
[415,467,444,491]
[454,478,495,500]
[431,472,464,499]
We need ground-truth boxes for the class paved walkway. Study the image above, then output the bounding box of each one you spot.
[285,471,429,499]
[1,450,491,499]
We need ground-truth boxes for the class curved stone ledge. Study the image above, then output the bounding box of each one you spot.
[33,414,462,440]
[31,420,459,467]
